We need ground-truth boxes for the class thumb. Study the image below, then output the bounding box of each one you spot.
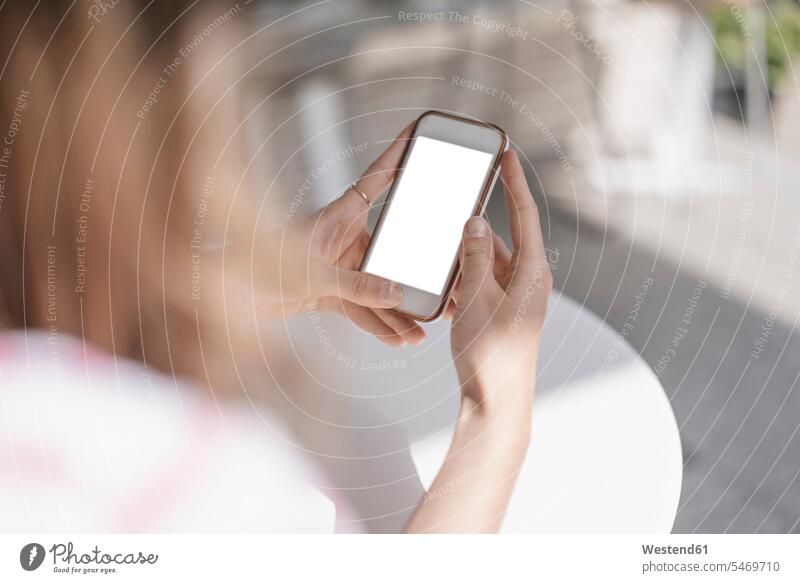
[323,266,404,309]
[459,216,494,305]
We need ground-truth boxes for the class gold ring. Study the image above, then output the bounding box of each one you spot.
[349,183,370,207]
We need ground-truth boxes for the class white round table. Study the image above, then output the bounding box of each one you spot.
[409,291,683,533]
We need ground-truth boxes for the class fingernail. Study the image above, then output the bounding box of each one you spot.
[380,282,403,305]
[465,217,488,238]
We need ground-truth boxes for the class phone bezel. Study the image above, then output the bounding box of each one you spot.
[359,110,508,321]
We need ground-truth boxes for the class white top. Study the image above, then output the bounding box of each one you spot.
[0,331,334,533]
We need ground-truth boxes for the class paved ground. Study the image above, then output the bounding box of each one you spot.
[497,197,800,533]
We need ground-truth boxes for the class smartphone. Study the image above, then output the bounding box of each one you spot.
[359,111,508,321]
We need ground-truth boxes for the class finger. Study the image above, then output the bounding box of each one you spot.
[442,283,458,318]
[354,123,414,203]
[337,230,370,270]
[492,231,512,265]
[374,309,426,345]
[458,216,498,307]
[492,231,512,282]
[310,199,369,262]
[499,150,548,295]
[443,298,456,320]
[449,231,508,293]
[318,123,414,256]
[323,266,404,309]
[333,301,406,347]
[449,273,461,308]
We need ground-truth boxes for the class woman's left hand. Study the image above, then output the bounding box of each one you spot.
[256,125,426,347]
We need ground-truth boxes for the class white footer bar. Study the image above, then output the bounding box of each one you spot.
[2,534,797,582]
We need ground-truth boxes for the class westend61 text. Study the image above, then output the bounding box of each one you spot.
[642,544,708,555]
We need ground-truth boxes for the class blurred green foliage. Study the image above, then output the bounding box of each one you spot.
[712,0,800,89]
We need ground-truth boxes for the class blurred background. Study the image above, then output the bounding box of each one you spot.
[242,0,800,532]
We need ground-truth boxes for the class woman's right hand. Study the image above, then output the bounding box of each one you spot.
[405,150,551,533]
[450,149,551,416]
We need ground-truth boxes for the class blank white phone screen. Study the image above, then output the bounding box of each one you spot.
[363,136,494,295]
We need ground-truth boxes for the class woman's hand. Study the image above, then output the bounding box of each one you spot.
[256,125,426,347]
[450,149,551,413]
[405,150,551,533]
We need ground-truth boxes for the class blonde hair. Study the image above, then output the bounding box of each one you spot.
[0,1,271,395]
